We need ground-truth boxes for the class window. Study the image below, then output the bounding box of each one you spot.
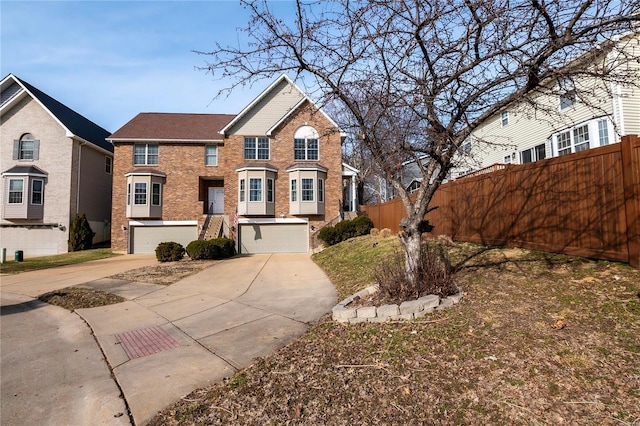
[8,179,23,204]
[244,137,270,160]
[134,182,147,205]
[520,144,546,164]
[318,179,324,203]
[152,182,161,206]
[301,178,314,201]
[127,183,131,205]
[133,144,159,165]
[598,119,610,146]
[291,179,297,202]
[267,178,274,203]
[205,145,218,166]
[239,179,246,202]
[557,130,572,156]
[501,112,509,127]
[294,126,320,160]
[31,179,43,205]
[559,78,576,110]
[504,153,515,164]
[573,125,590,152]
[249,178,262,202]
[13,134,39,160]
[105,157,112,174]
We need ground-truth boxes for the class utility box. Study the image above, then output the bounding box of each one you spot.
[14,250,23,262]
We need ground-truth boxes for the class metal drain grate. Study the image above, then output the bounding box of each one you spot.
[115,326,180,360]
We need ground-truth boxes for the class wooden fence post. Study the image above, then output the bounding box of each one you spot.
[621,135,640,268]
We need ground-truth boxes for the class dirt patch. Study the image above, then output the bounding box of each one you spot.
[148,242,640,426]
[108,259,217,285]
[39,287,125,311]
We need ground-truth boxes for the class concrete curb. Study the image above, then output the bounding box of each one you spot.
[332,285,463,324]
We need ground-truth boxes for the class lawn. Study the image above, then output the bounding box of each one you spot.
[148,235,640,425]
[0,248,119,274]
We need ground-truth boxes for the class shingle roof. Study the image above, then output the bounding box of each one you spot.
[10,75,113,153]
[109,113,236,141]
[2,165,48,176]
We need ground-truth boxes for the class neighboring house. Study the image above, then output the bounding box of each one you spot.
[0,74,113,257]
[398,32,639,189]
[108,74,355,254]
[456,32,639,177]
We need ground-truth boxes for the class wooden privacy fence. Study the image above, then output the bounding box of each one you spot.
[361,135,640,268]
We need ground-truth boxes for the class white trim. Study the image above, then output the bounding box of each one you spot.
[128,220,198,226]
[286,164,328,173]
[238,217,308,225]
[124,171,166,178]
[1,172,48,178]
[235,165,278,173]
[108,137,224,143]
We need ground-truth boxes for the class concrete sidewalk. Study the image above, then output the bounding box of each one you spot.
[0,254,158,297]
[77,253,337,425]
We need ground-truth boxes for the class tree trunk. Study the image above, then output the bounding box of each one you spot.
[398,218,423,292]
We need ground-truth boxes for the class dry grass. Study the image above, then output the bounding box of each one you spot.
[39,287,125,311]
[108,259,218,285]
[148,236,640,426]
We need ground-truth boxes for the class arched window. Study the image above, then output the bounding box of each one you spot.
[13,133,39,160]
[293,126,319,160]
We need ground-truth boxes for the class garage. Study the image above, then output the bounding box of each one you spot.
[238,219,309,254]
[129,221,198,254]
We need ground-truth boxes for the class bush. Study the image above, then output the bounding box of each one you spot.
[68,213,95,252]
[334,220,357,241]
[318,217,375,246]
[375,243,458,302]
[318,226,340,246]
[370,228,380,236]
[380,228,392,238]
[352,216,374,235]
[186,238,235,260]
[155,241,185,262]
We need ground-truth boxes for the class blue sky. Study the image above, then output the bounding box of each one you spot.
[1,1,297,132]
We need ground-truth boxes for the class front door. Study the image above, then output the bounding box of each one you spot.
[208,188,224,214]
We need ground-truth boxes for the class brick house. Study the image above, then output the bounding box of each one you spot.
[108,74,356,254]
[1,74,113,257]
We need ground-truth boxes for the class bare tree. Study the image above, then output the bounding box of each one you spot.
[199,0,640,288]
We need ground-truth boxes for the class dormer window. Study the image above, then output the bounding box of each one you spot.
[294,126,319,160]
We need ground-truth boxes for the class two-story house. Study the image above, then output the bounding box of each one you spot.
[1,74,113,257]
[109,74,354,254]
[456,31,639,177]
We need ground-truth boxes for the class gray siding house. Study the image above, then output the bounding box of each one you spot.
[1,74,113,257]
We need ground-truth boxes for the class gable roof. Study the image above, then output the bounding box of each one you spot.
[220,74,345,137]
[0,74,113,153]
[108,113,236,142]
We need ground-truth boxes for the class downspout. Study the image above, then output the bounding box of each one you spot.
[76,140,86,214]
[608,45,625,138]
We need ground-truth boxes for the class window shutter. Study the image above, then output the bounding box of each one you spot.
[13,140,19,160]
[33,140,40,160]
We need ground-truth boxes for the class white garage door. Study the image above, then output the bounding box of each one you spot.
[239,223,308,254]
[131,225,198,254]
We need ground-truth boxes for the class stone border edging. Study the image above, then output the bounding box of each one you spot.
[332,284,463,323]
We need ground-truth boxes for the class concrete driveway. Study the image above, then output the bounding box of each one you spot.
[1,253,336,426]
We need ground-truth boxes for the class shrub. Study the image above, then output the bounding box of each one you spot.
[212,237,235,258]
[375,243,457,302]
[352,216,374,235]
[186,238,235,260]
[155,241,185,262]
[186,240,213,260]
[334,220,357,241]
[370,228,380,236]
[318,226,340,246]
[68,213,95,252]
